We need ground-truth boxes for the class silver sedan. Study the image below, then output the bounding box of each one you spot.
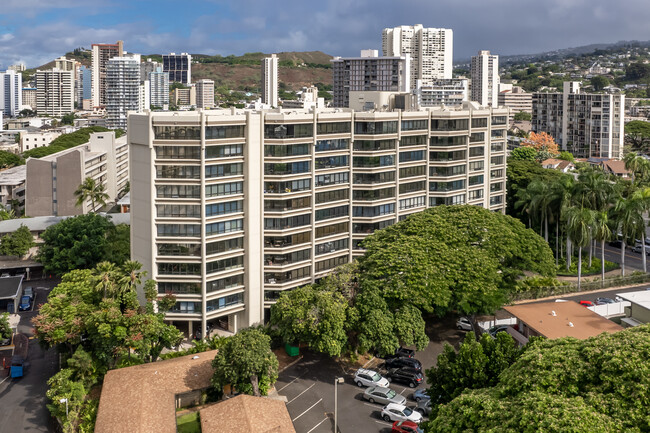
[363,386,407,406]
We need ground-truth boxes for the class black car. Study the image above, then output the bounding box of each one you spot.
[385,356,422,371]
[608,239,623,248]
[387,367,424,388]
[383,347,415,360]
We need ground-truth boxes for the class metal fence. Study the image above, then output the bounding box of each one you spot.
[511,273,650,301]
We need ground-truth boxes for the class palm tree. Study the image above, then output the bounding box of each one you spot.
[613,197,645,277]
[550,175,575,268]
[94,261,117,298]
[529,179,553,242]
[514,187,535,229]
[631,187,650,273]
[592,211,612,287]
[566,207,596,291]
[118,261,148,298]
[74,177,109,213]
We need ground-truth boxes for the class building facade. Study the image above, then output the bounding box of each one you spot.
[91,41,124,107]
[149,67,169,108]
[22,88,37,110]
[332,51,410,108]
[261,54,279,108]
[106,56,140,130]
[471,50,499,107]
[416,79,468,108]
[195,79,215,109]
[25,131,128,216]
[532,82,625,159]
[1,70,22,117]
[35,69,75,116]
[129,103,508,336]
[163,53,192,85]
[382,25,453,90]
[498,84,532,121]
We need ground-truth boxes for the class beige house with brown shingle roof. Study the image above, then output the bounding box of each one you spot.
[541,158,575,172]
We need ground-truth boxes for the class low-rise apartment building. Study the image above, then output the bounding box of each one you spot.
[20,130,63,152]
[25,131,128,216]
[0,165,26,214]
[129,102,508,337]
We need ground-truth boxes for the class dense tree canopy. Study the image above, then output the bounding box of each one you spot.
[513,111,532,121]
[0,150,24,169]
[425,325,650,433]
[509,146,538,161]
[507,159,563,220]
[0,224,34,257]
[625,120,650,152]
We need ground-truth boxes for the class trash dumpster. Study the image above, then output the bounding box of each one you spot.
[285,343,299,357]
[10,355,24,378]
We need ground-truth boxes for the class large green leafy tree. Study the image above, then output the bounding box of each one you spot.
[0,150,24,169]
[506,159,563,222]
[625,120,650,152]
[425,325,650,433]
[509,146,537,161]
[0,224,34,257]
[37,214,119,275]
[211,328,279,397]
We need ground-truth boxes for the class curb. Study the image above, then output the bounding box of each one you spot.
[278,355,303,373]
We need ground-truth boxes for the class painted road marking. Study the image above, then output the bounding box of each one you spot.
[306,417,329,433]
[287,382,316,404]
[375,420,393,426]
[278,372,305,392]
[292,398,323,422]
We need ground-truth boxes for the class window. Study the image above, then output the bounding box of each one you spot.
[401,119,428,131]
[205,163,243,178]
[316,188,348,204]
[430,194,465,206]
[469,161,484,172]
[353,187,395,201]
[431,119,468,131]
[156,204,200,218]
[316,205,349,221]
[469,146,485,157]
[170,302,201,313]
[469,175,484,186]
[315,255,349,272]
[156,185,200,199]
[400,165,426,178]
[206,275,244,293]
[316,222,349,238]
[400,181,425,194]
[429,150,466,162]
[429,179,465,192]
[155,146,200,159]
[317,122,350,135]
[353,171,395,184]
[429,165,465,177]
[430,136,465,147]
[315,172,349,187]
[399,196,426,210]
[490,182,503,192]
[352,219,394,234]
[265,161,310,175]
[353,140,395,151]
[400,135,427,147]
[471,118,488,128]
[265,197,311,211]
[491,116,507,125]
[353,155,394,168]
[399,150,424,163]
[315,155,348,170]
[153,125,200,140]
[205,125,245,139]
[205,200,243,217]
[264,266,311,284]
[158,282,200,295]
[354,203,394,217]
[206,256,244,274]
[491,142,504,152]
[158,262,201,275]
[468,189,484,200]
[264,123,312,139]
[157,243,201,256]
[205,144,243,158]
[156,165,200,179]
[264,232,311,248]
[264,143,310,157]
[205,219,243,236]
[469,132,485,142]
[491,129,505,139]
[265,179,311,194]
[354,121,398,135]
[315,238,349,255]
[264,214,311,230]
[205,182,243,197]
[490,195,503,205]
[491,155,504,165]
[315,139,349,152]
[157,224,201,237]
[205,293,244,311]
[265,249,311,265]
[206,237,244,255]
[491,169,504,178]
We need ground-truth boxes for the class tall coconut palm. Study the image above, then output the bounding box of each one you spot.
[514,187,535,229]
[566,207,596,291]
[550,175,575,268]
[592,211,612,287]
[118,261,148,297]
[631,187,650,273]
[74,177,109,213]
[613,197,645,277]
[94,261,117,298]
[529,179,554,242]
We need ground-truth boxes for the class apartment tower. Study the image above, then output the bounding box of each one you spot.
[105,55,140,130]
[35,69,75,116]
[261,54,279,108]
[471,50,499,107]
[149,67,170,108]
[0,70,22,117]
[196,79,215,109]
[163,53,192,85]
[382,25,453,90]
[91,40,124,107]
[129,103,508,337]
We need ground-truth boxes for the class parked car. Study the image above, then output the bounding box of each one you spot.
[594,297,615,305]
[579,300,594,307]
[381,403,423,424]
[412,388,430,402]
[363,386,407,406]
[385,356,422,371]
[487,325,510,338]
[23,286,34,301]
[387,367,424,388]
[608,239,623,248]
[456,317,472,331]
[384,347,415,359]
[18,296,31,311]
[392,420,424,433]
[415,399,432,416]
[354,368,389,388]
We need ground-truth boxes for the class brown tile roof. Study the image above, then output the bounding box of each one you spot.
[601,159,630,175]
[541,158,563,166]
[200,394,296,433]
[503,301,623,340]
[95,350,219,433]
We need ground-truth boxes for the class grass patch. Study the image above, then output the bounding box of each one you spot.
[177,412,201,433]
[556,257,619,276]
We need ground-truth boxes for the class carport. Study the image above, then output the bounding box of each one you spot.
[0,276,24,312]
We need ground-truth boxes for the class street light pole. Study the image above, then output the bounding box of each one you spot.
[334,377,344,433]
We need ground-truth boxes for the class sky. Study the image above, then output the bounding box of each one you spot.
[1,0,650,69]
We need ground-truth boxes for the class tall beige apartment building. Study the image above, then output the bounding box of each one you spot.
[196,79,215,109]
[261,54,279,107]
[471,50,499,107]
[35,68,75,116]
[382,25,453,90]
[91,41,124,107]
[129,103,508,336]
[498,84,532,121]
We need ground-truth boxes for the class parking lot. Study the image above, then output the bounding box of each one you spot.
[276,318,465,433]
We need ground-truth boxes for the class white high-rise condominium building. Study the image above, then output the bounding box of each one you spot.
[471,50,499,107]
[22,88,37,111]
[382,25,453,90]
[105,55,140,130]
[1,70,22,117]
[261,54,279,107]
[331,50,410,108]
[92,40,124,107]
[532,82,625,159]
[163,53,192,85]
[128,102,508,336]
[415,79,468,108]
[196,79,215,109]
[149,67,169,108]
[35,68,75,116]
